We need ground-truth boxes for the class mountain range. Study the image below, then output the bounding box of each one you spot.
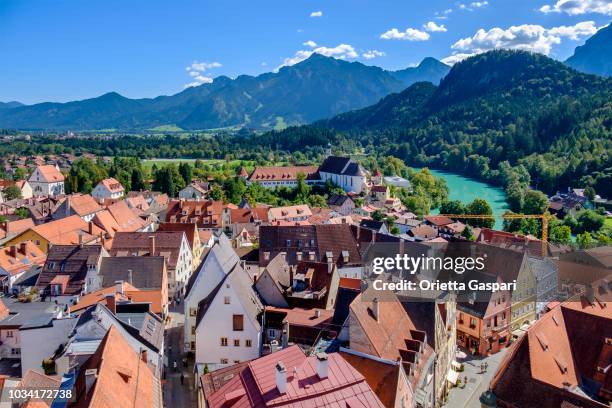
[566,23,612,77]
[0,56,449,131]
[265,49,612,195]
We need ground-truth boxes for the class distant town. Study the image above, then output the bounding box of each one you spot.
[0,149,608,408]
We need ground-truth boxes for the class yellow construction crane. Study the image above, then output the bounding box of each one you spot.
[437,212,550,256]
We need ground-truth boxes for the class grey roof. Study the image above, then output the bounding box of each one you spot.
[99,256,165,290]
[185,233,238,298]
[19,313,55,330]
[196,263,262,329]
[319,156,366,177]
[263,252,291,289]
[327,193,351,207]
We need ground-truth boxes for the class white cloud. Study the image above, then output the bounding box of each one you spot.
[380,27,430,41]
[278,43,358,69]
[470,1,489,8]
[423,21,448,32]
[303,40,318,48]
[261,62,268,67]
[540,0,612,15]
[441,53,476,65]
[449,21,597,56]
[310,10,323,17]
[547,20,599,39]
[362,50,386,59]
[184,60,222,88]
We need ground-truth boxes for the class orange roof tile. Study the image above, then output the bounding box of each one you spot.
[73,326,161,408]
[67,194,103,216]
[33,165,64,182]
[98,178,124,194]
[0,241,46,276]
[31,215,103,246]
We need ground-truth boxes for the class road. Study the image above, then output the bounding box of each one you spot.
[444,346,509,408]
[163,301,198,408]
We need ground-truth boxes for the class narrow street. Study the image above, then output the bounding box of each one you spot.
[444,347,509,408]
[163,301,198,408]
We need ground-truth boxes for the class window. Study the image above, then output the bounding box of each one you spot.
[220,337,228,346]
[191,326,196,335]
[6,330,13,338]
[246,339,252,347]
[234,360,240,364]
[224,296,231,304]
[234,339,240,347]
[233,314,244,331]
[190,308,197,317]
[190,341,195,350]
[220,358,228,364]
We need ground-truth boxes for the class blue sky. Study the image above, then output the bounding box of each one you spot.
[0,0,610,104]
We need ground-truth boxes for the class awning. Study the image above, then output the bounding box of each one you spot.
[447,370,459,385]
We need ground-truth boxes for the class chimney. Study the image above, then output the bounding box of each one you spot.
[141,349,148,363]
[9,246,17,258]
[275,362,287,394]
[585,284,595,304]
[372,298,380,322]
[84,368,97,394]
[315,309,321,318]
[88,221,94,235]
[316,352,329,379]
[65,195,71,217]
[105,294,116,314]
[127,269,133,285]
[19,242,27,255]
[148,236,156,255]
[115,280,124,295]
[78,230,84,247]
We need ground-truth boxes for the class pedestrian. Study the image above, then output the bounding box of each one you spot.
[484,362,488,372]
[180,373,184,385]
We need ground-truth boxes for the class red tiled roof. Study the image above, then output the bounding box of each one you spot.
[99,178,125,194]
[248,165,319,182]
[0,241,46,276]
[207,345,384,408]
[32,165,64,182]
[424,215,453,226]
[72,325,161,408]
[67,194,103,216]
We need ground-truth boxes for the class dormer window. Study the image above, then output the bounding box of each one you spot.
[286,239,291,246]
[297,252,303,261]
[342,250,349,263]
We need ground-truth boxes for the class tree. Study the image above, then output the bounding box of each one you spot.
[14,207,28,219]
[461,225,474,241]
[152,164,185,197]
[505,180,525,212]
[295,173,311,201]
[584,186,596,201]
[390,226,400,235]
[575,209,605,234]
[178,162,193,185]
[522,190,549,215]
[372,210,385,222]
[13,167,27,181]
[576,232,593,249]
[465,198,494,228]
[209,185,225,201]
[306,194,327,208]
[549,224,571,244]
[131,167,146,191]
[439,200,464,215]
[66,158,107,194]
[2,185,21,200]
